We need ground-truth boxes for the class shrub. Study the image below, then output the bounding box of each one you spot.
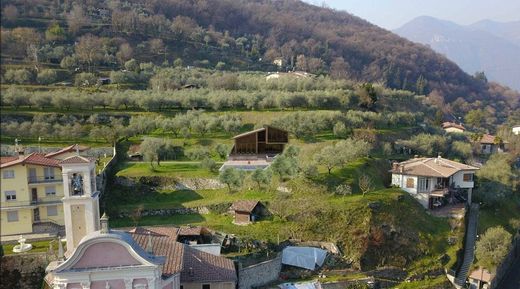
[37,69,58,84]
[185,146,210,160]
[200,157,219,172]
[74,72,97,86]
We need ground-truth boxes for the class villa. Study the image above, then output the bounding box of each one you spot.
[390,156,479,209]
[0,144,90,237]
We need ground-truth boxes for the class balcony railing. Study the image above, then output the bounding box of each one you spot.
[30,195,63,205]
[28,176,63,184]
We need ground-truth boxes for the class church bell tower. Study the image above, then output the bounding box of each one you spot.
[59,155,100,254]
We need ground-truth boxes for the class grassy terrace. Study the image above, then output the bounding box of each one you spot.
[116,188,273,211]
[116,161,221,178]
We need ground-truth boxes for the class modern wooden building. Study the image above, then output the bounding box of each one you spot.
[231,125,288,156]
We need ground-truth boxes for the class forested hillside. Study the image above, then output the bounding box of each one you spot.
[1,0,518,125]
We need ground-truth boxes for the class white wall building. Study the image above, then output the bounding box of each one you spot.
[391,156,479,209]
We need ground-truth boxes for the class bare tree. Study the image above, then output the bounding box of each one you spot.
[358,174,373,196]
[67,4,89,35]
[75,34,104,72]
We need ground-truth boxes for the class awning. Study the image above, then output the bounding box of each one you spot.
[282,246,327,270]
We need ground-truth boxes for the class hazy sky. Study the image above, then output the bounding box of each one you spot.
[304,0,520,30]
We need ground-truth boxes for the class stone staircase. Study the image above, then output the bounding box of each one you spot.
[454,203,479,287]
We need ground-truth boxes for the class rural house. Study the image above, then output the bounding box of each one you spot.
[442,122,465,133]
[0,144,90,237]
[390,156,479,209]
[229,200,268,225]
[478,134,506,154]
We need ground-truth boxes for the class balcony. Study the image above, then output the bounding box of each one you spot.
[28,176,63,184]
[30,195,63,205]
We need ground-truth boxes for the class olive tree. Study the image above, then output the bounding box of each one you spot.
[475,226,512,271]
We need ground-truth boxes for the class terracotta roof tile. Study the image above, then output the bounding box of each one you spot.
[0,153,61,168]
[442,122,465,131]
[126,226,236,282]
[230,200,260,213]
[0,156,18,164]
[391,157,479,178]
[479,134,496,144]
[45,144,89,158]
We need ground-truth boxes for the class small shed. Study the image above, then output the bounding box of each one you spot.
[177,226,211,245]
[229,200,267,225]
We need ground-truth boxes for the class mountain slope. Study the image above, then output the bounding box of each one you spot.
[470,19,520,47]
[394,16,520,90]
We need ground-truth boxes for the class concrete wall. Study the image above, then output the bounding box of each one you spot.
[238,254,282,289]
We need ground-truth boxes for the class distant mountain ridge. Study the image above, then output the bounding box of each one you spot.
[394,16,520,90]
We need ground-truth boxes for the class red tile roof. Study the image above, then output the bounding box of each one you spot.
[45,144,89,158]
[0,153,61,169]
[479,134,496,144]
[0,156,18,164]
[126,226,236,282]
[230,200,261,213]
[442,122,465,131]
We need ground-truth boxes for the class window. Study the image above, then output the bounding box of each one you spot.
[44,167,55,180]
[418,177,429,192]
[2,170,15,179]
[463,173,473,182]
[202,285,210,289]
[406,178,415,188]
[7,211,18,222]
[47,205,58,216]
[5,191,16,201]
[45,186,56,195]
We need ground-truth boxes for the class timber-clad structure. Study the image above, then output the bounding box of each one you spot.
[231,125,288,155]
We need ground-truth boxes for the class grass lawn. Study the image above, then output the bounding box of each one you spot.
[478,197,520,235]
[116,161,220,178]
[2,240,57,255]
[117,188,275,211]
[393,276,451,289]
[111,212,293,242]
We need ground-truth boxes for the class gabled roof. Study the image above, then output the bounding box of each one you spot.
[230,200,261,213]
[59,155,95,164]
[178,226,207,236]
[232,127,266,139]
[0,153,61,169]
[479,134,496,144]
[0,156,18,164]
[391,157,479,178]
[232,125,287,139]
[45,144,89,158]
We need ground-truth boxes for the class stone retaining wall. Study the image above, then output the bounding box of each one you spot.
[1,252,57,289]
[238,254,282,289]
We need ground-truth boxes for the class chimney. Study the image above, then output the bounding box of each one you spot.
[100,213,109,234]
[392,162,399,171]
[413,155,418,159]
[399,165,404,173]
[188,267,194,277]
[146,232,153,254]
